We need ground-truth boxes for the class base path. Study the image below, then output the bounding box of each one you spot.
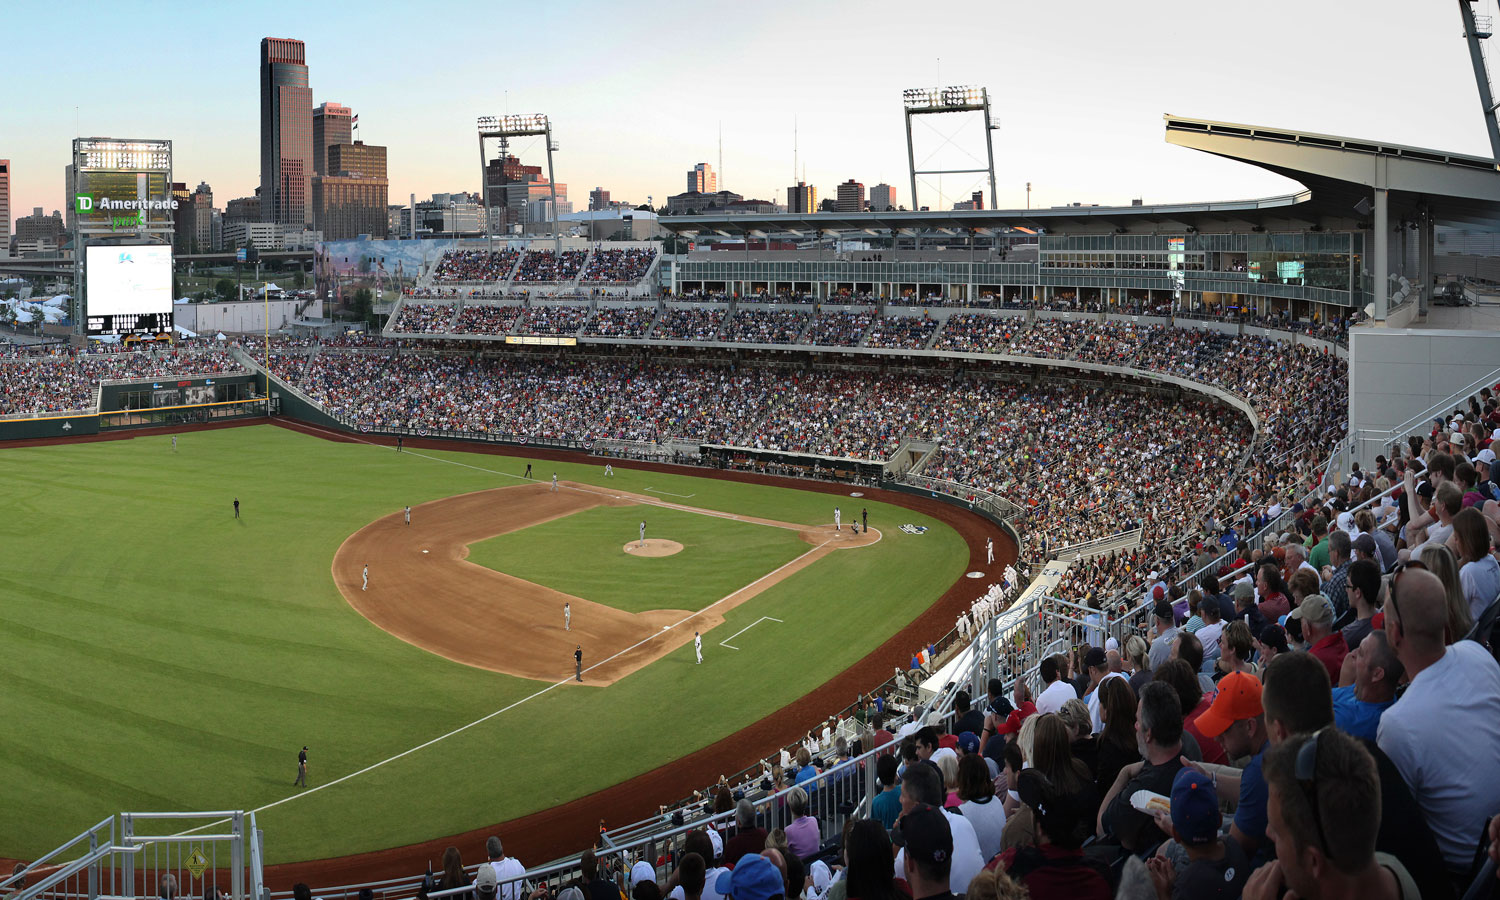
[333,483,878,685]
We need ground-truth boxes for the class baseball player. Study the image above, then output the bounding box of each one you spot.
[294,746,308,787]
[574,645,583,682]
[694,631,703,664]
[396,436,403,453]
[862,507,867,532]
[404,505,411,525]
[565,602,571,631]
[171,435,177,452]
[233,497,240,519]
[362,564,369,591]
[524,463,532,479]
[639,520,646,549]
[834,507,841,531]
[986,537,994,565]
[551,472,558,492]
[604,464,614,477]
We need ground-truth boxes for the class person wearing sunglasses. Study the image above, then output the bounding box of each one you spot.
[1378,566,1500,877]
[1245,728,1420,900]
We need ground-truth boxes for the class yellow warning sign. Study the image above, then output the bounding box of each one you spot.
[185,848,208,879]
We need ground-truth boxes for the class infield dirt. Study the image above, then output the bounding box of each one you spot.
[333,482,880,685]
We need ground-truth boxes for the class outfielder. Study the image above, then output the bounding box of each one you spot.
[639,520,646,549]
[834,507,841,531]
[404,505,411,525]
[694,631,703,664]
[604,464,614,477]
[985,537,994,565]
[362,564,369,591]
[565,602,571,631]
[171,435,177,452]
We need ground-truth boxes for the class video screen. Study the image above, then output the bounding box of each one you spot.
[87,244,172,317]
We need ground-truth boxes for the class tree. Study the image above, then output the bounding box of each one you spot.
[352,288,374,325]
[214,278,236,301]
[293,268,307,289]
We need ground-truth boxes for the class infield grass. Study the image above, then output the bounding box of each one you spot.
[0,424,967,861]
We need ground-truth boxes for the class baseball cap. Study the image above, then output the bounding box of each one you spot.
[956,731,981,754]
[474,866,498,896]
[1258,624,1289,654]
[1152,584,1166,601]
[1104,637,1119,652]
[1353,533,1376,557]
[706,827,723,863]
[894,805,952,869]
[1170,767,1221,846]
[630,862,656,889]
[1084,647,1107,669]
[1290,593,1334,628]
[1153,600,1174,622]
[1193,671,1264,738]
[715,855,782,900]
[1336,511,1356,536]
[1476,448,1496,466]
[1232,581,1254,602]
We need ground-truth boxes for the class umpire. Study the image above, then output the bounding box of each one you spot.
[574,645,583,682]
[294,746,308,787]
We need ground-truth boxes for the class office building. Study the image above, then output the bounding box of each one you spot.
[665,190,743,216]
[15,207,65,247]
[870,183,896,212]
[786,182,818,214]
[225,194,261,228]
[953,191,985,211]
[836,179,865,212]
[0,159,9,258]
[313,142,389,239]
[174,182,215,253]
[260,37,314,226]
[687,163,716,194]
[589,187,611,211]
[313,102,353,176]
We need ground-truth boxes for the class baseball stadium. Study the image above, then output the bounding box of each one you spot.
[5,8,1500,900]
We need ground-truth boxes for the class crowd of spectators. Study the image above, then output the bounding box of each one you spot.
[653,309,726,341]
[581,248,658,284]
[452,305,524,336]
[805,312,874,347]
[514,250,588,283]
[864,316,939,350]
[584,308,658,338]
[431,250,521,283]
[390,303,458,334]
[516,306,592,336]
[0,347,244,415]
[727,310,810,344]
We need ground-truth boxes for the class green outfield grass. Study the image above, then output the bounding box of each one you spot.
[0,425,968,862]
[467,505,813,614]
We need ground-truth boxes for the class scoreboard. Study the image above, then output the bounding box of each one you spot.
[85,244,174,336]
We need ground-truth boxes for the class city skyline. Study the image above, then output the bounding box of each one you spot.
[4,0,1498,227]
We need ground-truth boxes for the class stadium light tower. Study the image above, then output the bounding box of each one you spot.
[902,86,998,212]
[1458,0,1500,161]
[478,114,561,252]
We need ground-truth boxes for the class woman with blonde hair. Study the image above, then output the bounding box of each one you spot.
[1418,543,1474,641]
[933,751,961,809]
[1213,620,1259,680]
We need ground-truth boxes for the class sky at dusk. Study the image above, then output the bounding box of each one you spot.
[5,0,1499,222]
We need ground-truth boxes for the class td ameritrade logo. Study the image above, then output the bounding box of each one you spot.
[76,196,179,231]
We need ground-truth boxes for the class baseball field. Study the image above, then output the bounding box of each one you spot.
[0,423,985,866]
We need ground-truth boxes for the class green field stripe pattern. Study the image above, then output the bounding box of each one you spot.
[466,505,811,613]
[0,425,966,861]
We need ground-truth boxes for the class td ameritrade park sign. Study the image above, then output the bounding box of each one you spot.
[76,195,179,231]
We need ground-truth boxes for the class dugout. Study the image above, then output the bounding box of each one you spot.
[700,443,883,485]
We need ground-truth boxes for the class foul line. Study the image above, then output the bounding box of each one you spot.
[645,486,696,498]
[719,616,784,650]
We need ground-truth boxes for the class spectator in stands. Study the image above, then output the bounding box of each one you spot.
[1291,594,1346,684]
[1098,682,1187,852]
[1094,676,1141,792]
[1256,562,1292,621]
[1378,567,1500,875]
[1332,630,1402,742]
[1453,506,1500,620]
[1057,698,1099,777]
[1245,729,1421,900]
[1146,767,1251,900]
[782,788,818,860]
[994,770,1112,900]
[159,875,179,900]
[1214,620,1259,681]
[1416,545,1474,641]
[951,690,984,736]
[1125,634,1153,693]
[894,761,984,895]
[1195,601,1225,672]
[1035,655,1075,714]
[1232,581,1268,642]
[1341,559,1382,651]
[1255,623,1288,665]
[1192,670,1272,860]
[957,753,1007,863]
[673,854,705,900]
[716,854,782,900]
[474,867,497,900]
[727,799,769,862]
[1002,713,1097,852]
[1153,657,1220,765]
[1322,530,1353,617]
[838,820,899,900]
[896,805,958,900]
[1081,647,1124,734]
[486,836,526,900]
[440,846,472,899]
[581,851,619,900]
[1147,600,1179,670]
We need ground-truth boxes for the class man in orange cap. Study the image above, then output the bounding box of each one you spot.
[1189,670,1271,860]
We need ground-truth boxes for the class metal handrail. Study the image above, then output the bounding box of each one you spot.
[1360,362,1500,446]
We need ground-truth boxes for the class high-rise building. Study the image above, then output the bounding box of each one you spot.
[870,183,897,212]
[312,102,353,176]
[953,190,985,211]
[15,207,65,246]
[0,159,10,258]
[786,182,818,214]
[687,163,716,194]
[836,179,865,212]
[313,142,389,239]
[225,194,261,228]
[260,37,314,227]
[175,182,215,252]
[589,187,611,211]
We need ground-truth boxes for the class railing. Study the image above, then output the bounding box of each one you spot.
[1053,526,1144,561]
[900,473,1024,524]
[1345,361,1500,463]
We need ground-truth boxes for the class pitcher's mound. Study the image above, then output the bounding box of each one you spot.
[624,539,684,557]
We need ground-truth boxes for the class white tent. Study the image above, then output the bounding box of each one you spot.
[174,324,200,338]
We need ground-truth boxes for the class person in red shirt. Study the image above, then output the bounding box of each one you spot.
[1291,593,1347,683]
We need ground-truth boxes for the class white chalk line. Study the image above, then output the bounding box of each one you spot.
[719,616,784,650]
[178,421,836,833]
[645,486,696,498]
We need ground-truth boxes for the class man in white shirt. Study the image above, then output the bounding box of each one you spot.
[486,836,526,900]
[1035,654,1077,715]
[1148,600,1179,671]
[1377,568,1500,874]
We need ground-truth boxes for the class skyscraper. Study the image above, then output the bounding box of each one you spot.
[870,183,897,212]
[836,179,865,212]
[313,102,353,176]
[314,142,389,239]
[0,159,10,258]
[687,163,716,194]
[260,37,314,227]
[786,182,817,214]
[589,187,611,211]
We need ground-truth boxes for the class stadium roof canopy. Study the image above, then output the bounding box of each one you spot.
[660,115,1500,237]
